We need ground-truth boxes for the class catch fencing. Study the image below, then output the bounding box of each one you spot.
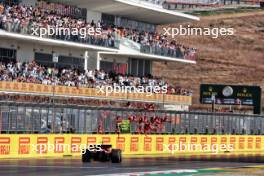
[0,103,263,135]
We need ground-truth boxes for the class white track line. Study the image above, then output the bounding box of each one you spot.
[93,169,198,176]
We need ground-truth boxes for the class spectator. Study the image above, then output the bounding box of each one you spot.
[0,3,3,15]
[0,2,197,60]
[0,60,193,96]
[0,3,115,48]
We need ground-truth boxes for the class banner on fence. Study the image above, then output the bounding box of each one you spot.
[0,135,263,159]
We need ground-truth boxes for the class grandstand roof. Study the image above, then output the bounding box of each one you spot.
[57,0,199,24]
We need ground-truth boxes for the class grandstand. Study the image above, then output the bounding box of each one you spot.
[0,0,262,136]
[0,0,198,69]
[0,2,264,171]
[0,0,200,134]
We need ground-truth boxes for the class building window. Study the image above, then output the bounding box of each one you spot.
[131,59,138,76]
[35,53,53,67]
[128,58,152,77]
[0,48,16,63]
[102,13,115,27]
[100,61,114,73]
[35,53,84,70]
[100,61,127,75]
[58,56,84,70]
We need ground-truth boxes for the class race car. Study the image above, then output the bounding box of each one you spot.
[82,145,122,163]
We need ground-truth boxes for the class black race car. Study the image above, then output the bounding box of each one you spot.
[82,145,122,163]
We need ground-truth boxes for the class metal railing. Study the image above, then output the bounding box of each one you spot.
[141,45,183,58]
[0,102,263,135]
[129,0,166,7]
[140,44,196,60]
[0,22,120,49]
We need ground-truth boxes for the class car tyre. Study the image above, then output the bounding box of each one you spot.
[111,149,122,163]
[82,149,91,162]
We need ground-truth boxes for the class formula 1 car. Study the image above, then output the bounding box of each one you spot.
[82,145,122,163]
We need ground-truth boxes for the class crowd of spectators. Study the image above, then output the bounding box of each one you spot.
[0,61,193,96]
[117,27,196,59]
[141,0,165,6]
[0,3,116,48]
[0,93,160,110]
[0,2,196,60]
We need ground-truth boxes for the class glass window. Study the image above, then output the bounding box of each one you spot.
[58,56,84,70]
[0,48,16,63]
[131,59,138,76]
[144,60,151,75]
[128,58,152,76]
[138,60,144,77]
[35,53,84,70]
[100,61,114,73]
[114,16,156,33]
[35,53,53,67]
[102,13,115,27]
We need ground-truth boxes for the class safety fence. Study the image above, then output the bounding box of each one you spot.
[0,81,192,105]
[0,23,120,49]
[0,103,263,135]
[0,134,263,158]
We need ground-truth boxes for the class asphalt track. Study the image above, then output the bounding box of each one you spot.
[0,157,263,176]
